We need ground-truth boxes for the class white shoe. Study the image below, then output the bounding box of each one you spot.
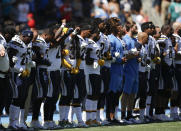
[18,109,28,130]
[154,114,163,121]
[48,121,60,129]
[70,121,78,128]
[161,114,173,121]
[30,120,45,129]
[177,114,181,120]
[100,120,110,125]
[120,119,133,124]
[170,113,179,121]
[8,105,20,130]
[128,118,140,124]
[136,116,146,124]
[18,123,28,130]
[43,121,50,129]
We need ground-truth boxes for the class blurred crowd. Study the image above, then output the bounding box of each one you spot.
[152,0,181,24]
[0,0,145,29]
[0,0,181,36]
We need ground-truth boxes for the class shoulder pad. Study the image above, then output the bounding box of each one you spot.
[159,37,168,40]
[0,36,4,40]
[35,39,45,43]
[10,41,24,48]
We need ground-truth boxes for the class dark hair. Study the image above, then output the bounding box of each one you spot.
[107,17,121,34]
[161,24,172,35]
[92,18,103,26]
[79,23,92,31]
[2,25,16,36]
[141,22,155,32]
[19,23,30,33]
[104,20,112,33]
[161,25,171,33]
[124,22,134,32]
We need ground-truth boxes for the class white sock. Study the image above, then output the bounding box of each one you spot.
[19,109,25,125]
[64,106,70,121]
[140,109,145,118]
[74,107,83,123]
[40,102,44,124]
[68,106,73,122]
[96,110,100,122]
[115,106,118,120]
[85,99,92,111]
[59,106,65,121]
[135,98,140,109]
[85,99,92,121]
[91,112,97,120]
[179,108,181,114]
[82,111,86,122]
[0,117,2,125]
[146,96,151,116]
[9,105,20,127]
[86,112,91,121]
[92,100,98,111]
[92,100,98,120]
[100,109,105,121]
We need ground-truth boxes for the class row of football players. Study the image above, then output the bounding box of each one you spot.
[0,18,181,130]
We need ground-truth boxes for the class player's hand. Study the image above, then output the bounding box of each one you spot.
[115,52,120,58]
[106,52,112,60]
[62,49,69,56]
[0,45,5,57]
[12,56,18,63]
[21,69,30,77]
[61,19,66,24]
[137,58,142,63]
[134,51,139,56]
[73,27,80,35]
[153,57,161,64]
[98,59,105,66]
[122,57,127,63]
[71,67,79,74]
[93,61,98,69]
[163,52,167,56]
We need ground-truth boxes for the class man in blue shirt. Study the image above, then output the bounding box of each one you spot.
[106,17,126,123]
[121,22,139,122]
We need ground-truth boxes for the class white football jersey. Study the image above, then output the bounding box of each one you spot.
[173,34,181,64]
[77,35,88,69]
[47,45,61,71]
[8,35,31,73]
[33,35,49,68]
[0,44,9,78]
[98,32,111,67]
[84,38,101,75]
[139,44,148,72]
[63,36,76,68]
[158,35,175,66]
[0,34,7,47]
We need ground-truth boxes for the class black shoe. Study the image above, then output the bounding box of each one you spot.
[110,119,121,125]
[0,124,5,130]
[145,116,154,123]
[8,125,19,130]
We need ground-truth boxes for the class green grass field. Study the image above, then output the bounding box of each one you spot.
[40,122,181,131]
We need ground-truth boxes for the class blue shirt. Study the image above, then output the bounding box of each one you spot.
[108,34,124,73]
[123,34,139,76]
